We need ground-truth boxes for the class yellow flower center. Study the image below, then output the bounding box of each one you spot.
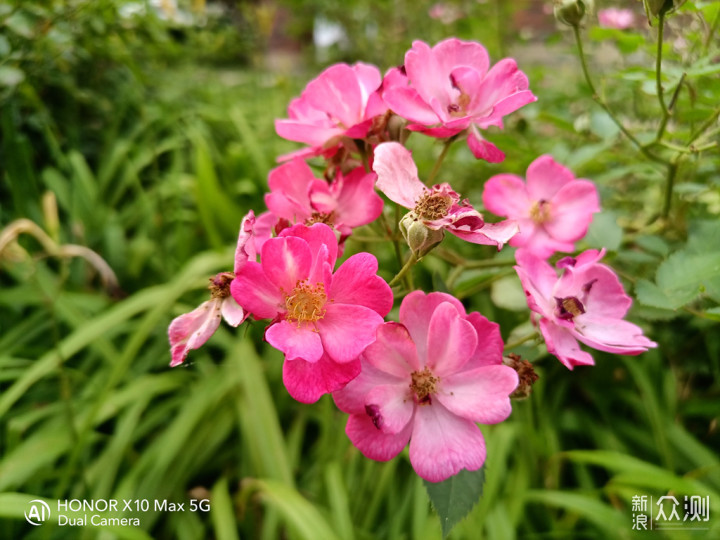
[414,192,453,221]
[410,367,439,405]
[285,280,327,323]
[530,199,552,224]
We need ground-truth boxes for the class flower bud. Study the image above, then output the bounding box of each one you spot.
[399,213,445,258]
[644,0,676,17]
[553,0,587,27]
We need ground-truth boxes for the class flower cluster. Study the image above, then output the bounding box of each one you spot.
[167,37,655,482]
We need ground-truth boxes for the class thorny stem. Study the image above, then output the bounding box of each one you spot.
[427,136,456,185]
[389,252,418,287]
[572,25,665,165]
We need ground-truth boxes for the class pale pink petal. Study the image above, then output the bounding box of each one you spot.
[514,226,575,258]
[304,64,363,129]
[220,297,245,327]
[362,322,420,377]
[539,318,595,369]
[477,90,537,129]
[234,210,256,273]
[266,320,323,363]
[463,312,504,369]
[526,155,575,201]
[448,219,519,248]
[265,159,316,221]
[353,62,383,108]
[334,359,403,414]
[514,250,558,315]
[169,300,222,367]
[261,236,312,293]
[317,303,384,363]
[231,261,285,319]
[346,412,412,462]
[408,403,487,482]
[467,128,505,162]
[426,301,478,375]
[543,180,600,242]
[433,38,490,80]
[252,211,277,253]
[372,142,426,208]
[329,253,393,316]
[365,384,415,434]
[283,354,361,403]
[573,315,657,355]
[482,173,532,218]
[472,58,531,118]
[399,291,466,362]
[437,365,518,424]
[404,40,454,112]
[274,119,342,147]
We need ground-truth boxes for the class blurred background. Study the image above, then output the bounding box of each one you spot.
[1,0,718,538]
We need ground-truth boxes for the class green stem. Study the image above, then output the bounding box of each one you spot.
[504,332,539,351]
[661,160,679,219]
[688,107,720,145]
[427,137,455,184]
[572,25,665,165]
[703,8,720,54]
[388,252,418,287]
[654,13,671,141]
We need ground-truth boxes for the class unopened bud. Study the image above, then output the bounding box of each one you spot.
[553,0,587,27]
[399,213,445,258]
[645,0,676,17]
[503,353,539,400]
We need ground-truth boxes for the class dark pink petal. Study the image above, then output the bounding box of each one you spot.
[525,155,575,201]
[472,58,530,118]
[555,260,631,319]
[433,38,490,81]
[317,303,384,363]
[463,312,504,369]
[346,412,412,462]
[304,64,363,128]
[408,403,487,482]
[399,291,466,362]
[332,168,384,228]
[266,159,316,221]
[436,365,518,424]
[282,354,361,403]
[407,124,465,138]
[329,253,393,316]
[232,261,285,319]
[365,384,415,434]
[467,128,505,162]
[308,179,337,215]
[334,359,403,414]
[482,173,531,218]
[514,250,558,316]
[373,142,426,208]
[353,62,383,105]
[426,302,478,375]
[280,223,338,270]
[221,297,246,327]
[572,315,657,355]
[234,210,256,273]
[514,226,575,258]
[362,322,420,377]
[168,300,222,367]
[252,211,277,254]
[539,318,595,369]
[383,86,440,126]
[261,236,312,293]
[274,119,342,147]
[266,320,323,363]
[543,180,600,242]
[477,90,537,129]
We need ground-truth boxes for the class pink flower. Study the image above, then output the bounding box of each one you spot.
[372,142,518,249]
[428,3,463,24]
[514,249,657,370]
[231,223,393,402]
[598,8,635,30]
[275,62,388,159]
[382,38,537,162]
[333,291,518,482]
[482,155,600,258]
[169,210,263,367]
[264,159,383,239]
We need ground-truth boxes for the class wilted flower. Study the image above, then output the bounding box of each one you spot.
[382,38,536,162]
[482,154,600,258]
[514,249,657,369]
[373,142,518,251]
[334,291,518,482]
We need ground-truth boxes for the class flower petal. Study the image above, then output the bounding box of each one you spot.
[365,383,414,434]
[372,142,426,208]
[168,300,222,367]
[232,261,285,319]
[317,303,384,363]
[426,301,478,375]
[346,412,412,462]
[280,222,338,271]
[329,253,393,316]
[463,312,504,369]
[543,180,600,242]
[482,173,531,218]
[334,358,403,414]
[539,318,595,369]
[283,354,361,403]
[467,128,505,162]
[266,320,323,362]
[408,403,487,483]
[221,297,245,327]
[261,236,312,293]
[362,321,420,377]
[525,155,575,201]
[436,365,518,424]
[234,210,257,273]
[573,315,657,355]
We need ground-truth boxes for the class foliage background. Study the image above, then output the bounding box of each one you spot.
[1,0,718,538]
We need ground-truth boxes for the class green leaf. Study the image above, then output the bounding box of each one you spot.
[654,251,720,308]
[0,66,25,87]
[584,211,623,251]
[424,467,485,538]
[491,275,528,311]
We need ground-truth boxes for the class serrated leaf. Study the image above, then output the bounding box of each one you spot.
[635,279,674,310]
[424,467,485,538]
[655,251,720,308]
